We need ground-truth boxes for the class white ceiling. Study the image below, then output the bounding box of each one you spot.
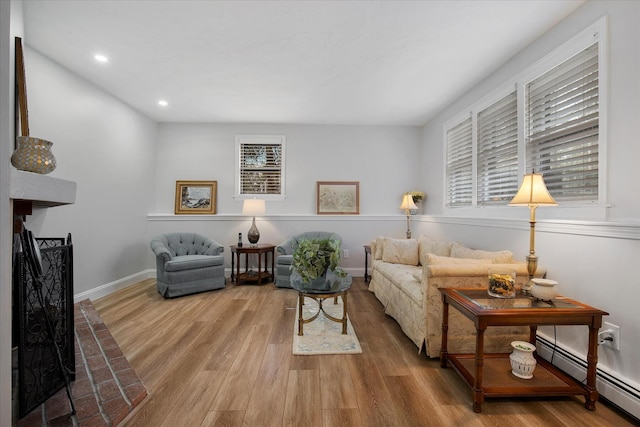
[22,0,584,126]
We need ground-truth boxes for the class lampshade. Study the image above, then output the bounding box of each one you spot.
[400,194,418,210]
[242,198,266,216]
[509,173,557,206]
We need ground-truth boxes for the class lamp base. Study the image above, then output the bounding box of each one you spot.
[247,217,260,245]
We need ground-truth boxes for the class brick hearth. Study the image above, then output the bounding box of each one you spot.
[16,300,146,427]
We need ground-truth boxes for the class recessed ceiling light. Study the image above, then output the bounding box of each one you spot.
[158,100,169,107]
[94,54,109,63]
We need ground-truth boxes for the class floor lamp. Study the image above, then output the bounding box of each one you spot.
[400,194,418,239]
[509,171,557,292]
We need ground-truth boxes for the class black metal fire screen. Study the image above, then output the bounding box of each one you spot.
[13,233,75,418]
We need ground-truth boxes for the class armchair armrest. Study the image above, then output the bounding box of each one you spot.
[150,241,172,263]
[202,239,224,256]
[277,237,297,255]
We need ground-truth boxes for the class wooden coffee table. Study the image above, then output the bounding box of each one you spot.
[439,288,608,413]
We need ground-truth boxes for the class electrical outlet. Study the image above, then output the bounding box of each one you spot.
[343,249,349,259]
[599,322,620,350]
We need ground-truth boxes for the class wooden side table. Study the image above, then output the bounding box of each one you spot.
[230,244,275,285]
[363,245,371,282]
[439,288,608,413]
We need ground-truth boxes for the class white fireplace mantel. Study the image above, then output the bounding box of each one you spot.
[10,169,76,207]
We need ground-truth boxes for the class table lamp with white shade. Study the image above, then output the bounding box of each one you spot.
[242,198,266,246]
[509,171,557,292]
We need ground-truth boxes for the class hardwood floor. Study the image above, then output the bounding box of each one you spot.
[93,278,635,427]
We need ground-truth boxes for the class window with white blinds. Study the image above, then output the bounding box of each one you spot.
[236,135,285,199]
[445,117,473,207]
[477,91,519,206]
[526,43,599,202]
[444,20,604,213]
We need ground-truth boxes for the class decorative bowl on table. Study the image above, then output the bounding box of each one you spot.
[487,268,516,298]
[530,278,558,301]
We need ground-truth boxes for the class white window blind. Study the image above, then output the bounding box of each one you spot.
[445,117,473,207]
[237,136,285,197]
[526,42,599,202]
[477,91,518,206]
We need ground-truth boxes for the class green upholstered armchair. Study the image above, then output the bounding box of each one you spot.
[150,232,225,298]
[275,231,342,288]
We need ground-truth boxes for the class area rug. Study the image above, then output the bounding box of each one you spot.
[292,296,362,355]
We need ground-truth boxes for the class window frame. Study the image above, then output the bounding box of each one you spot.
[443,17,607,219]
[235,135,286,201]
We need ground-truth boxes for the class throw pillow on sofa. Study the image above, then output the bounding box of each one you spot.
[381,237,419,265]
[418,235,453,265]
[450,242,513,263]
[374,236,385,260]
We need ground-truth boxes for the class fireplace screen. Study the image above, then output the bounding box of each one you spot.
[13,234,74,418]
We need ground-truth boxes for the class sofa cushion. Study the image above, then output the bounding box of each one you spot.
[450,242,513,263]
[382,237,419,265]
[164,255,224,272]
[418,236,453,264]
[375,262,423,306]
[425,253,493,265]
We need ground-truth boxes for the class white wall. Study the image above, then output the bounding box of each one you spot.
[418,0,640,417]
[22,47,158,297]
[153,123,422,215]
[149,123,423,272]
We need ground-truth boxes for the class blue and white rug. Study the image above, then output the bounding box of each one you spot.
[292,296,363,355]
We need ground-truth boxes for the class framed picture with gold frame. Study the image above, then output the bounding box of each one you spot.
[175,181,217,214]
[316,181,360,215]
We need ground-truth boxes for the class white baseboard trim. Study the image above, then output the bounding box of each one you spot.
[73,269,154,303]
[536,333,640,421]
[77,268,366,304]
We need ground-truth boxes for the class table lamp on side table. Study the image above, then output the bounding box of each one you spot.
[509,171,557,293]
[243,198,266,246]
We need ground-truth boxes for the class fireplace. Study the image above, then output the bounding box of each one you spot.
[13,233,75,418]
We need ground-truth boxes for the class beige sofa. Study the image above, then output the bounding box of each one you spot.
[368,236,546,358]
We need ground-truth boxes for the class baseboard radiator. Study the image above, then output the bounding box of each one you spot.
[536,334,640,422]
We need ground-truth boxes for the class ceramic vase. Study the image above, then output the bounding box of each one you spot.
[510,341,537,379]
[11,136,57,174]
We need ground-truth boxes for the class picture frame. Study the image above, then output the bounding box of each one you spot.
[316,181,360,215]
[175,181,217,214]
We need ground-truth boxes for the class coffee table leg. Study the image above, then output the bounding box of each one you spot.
[341,293,348,334]
[298,293,304,336]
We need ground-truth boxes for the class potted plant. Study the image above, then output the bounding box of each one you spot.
[291,238,345,285]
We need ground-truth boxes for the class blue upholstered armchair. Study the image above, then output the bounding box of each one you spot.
[150,232,225,298]
[275,231,343,288]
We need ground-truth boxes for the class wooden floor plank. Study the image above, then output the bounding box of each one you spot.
[92,278,637,427]
[319,354,358,410]
[211,324,272,411]
[282,370,322,426]
[242,343,291,427]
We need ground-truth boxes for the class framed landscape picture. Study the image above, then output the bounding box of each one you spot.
[175,181,217,214]
[316,181,360,215]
